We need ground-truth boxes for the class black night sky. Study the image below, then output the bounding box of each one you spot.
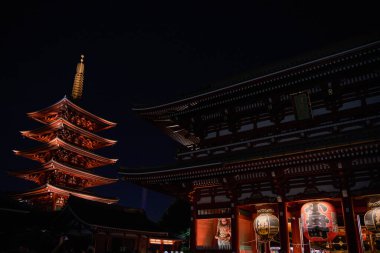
[1,1,379,221]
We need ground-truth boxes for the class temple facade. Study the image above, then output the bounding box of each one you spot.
[10,55,119,211]
[120,40,380,253]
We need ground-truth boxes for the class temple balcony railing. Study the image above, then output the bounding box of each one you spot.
[176,114,380,161]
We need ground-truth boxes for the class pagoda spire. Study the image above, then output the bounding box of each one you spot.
[71,54,85,100]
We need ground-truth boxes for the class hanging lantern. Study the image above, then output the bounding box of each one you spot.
[253,210,279,242]
[364,207,380,232]
[301,201,338,242]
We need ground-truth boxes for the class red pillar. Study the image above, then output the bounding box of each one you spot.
[189,191,197,252]
[341,193,362,253]
[290,217,302,253]
[337,161,363,253]
[278,201,289,253]
[234,205,240,252]
[252,213,258,253]
[232,203,238,252]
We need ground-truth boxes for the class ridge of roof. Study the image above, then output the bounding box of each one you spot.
[133,38,380,111]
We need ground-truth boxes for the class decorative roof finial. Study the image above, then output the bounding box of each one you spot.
[72,54,85,100]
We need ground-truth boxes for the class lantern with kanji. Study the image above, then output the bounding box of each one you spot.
[253,209,279,242]
[301,201,338,242]
[364,207,380,232]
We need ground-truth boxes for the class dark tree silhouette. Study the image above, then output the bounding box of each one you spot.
[159,198,191,234]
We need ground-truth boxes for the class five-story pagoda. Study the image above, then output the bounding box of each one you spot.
[10,55,119,211]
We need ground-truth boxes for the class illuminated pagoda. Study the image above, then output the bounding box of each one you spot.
[120,40,380,253]
[10,55,118,211]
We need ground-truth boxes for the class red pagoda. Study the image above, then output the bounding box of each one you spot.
[10,55,119,211]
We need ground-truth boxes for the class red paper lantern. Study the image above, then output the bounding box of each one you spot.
[301,201,338,242]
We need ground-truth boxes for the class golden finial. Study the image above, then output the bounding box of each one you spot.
[71,54,85,100]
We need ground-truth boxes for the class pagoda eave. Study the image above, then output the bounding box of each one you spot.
[27,97,117,131]
[20,118,117,149]
[13,138,118,168]
[9,160,118,187]
[12,183,118,204]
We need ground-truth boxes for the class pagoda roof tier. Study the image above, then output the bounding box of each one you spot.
[9,160,118,187]
[13,138,118,168]
[27,97,116,132]
[20,118,117,150]
[12,183,118,204]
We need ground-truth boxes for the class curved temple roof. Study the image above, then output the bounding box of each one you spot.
[133,40,380,113]
[131,40,380,147]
